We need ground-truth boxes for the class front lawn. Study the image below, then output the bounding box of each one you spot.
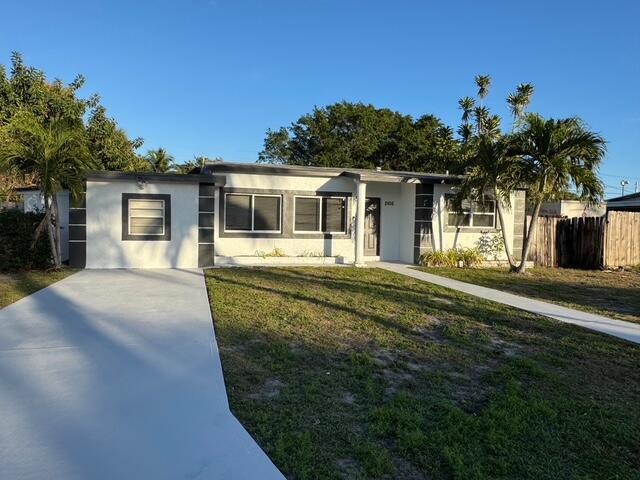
[418,266,640,324]
[0,269,75,308]
[206,267,640,480]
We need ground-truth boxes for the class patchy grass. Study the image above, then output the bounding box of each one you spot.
[206,267,640,480]
[0,269,76,308]
[417,266,640,324]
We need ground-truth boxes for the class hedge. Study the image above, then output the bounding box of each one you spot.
[0,209,52,271]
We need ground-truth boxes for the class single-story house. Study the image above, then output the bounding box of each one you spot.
[606,192,640,212]
[66,162,527,269]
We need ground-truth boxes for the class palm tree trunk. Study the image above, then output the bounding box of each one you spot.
[494,190,516,269]
[52,193,62,267]
[44,195,61,268]
[515,201,542,273]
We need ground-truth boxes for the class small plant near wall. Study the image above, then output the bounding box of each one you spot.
[475,231,505,262]
[419,248,482,268]
[297,249,324,257]
[255,247,287,258]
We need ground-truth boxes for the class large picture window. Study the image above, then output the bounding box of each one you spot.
[122,193,171,241]
[224,193,282,233]
[294,196,347,234]
[445,195,496,228]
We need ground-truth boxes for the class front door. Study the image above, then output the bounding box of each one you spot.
[364,198,380,256]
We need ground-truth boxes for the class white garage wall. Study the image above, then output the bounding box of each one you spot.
[86,180,199,268]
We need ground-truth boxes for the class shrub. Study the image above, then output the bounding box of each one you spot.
[458,247,483,267]
[475,231,505,262]
[255,247,287,258]
[419,250,457,267]
[419,247,483,268]
[0,209,52,271]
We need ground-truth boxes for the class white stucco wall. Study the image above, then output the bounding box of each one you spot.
[215,173,416,263]
[431,184,516,259]
[86,180,199,268]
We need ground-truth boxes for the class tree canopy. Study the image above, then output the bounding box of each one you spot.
[259,102,460,173]
[0,52,143,174]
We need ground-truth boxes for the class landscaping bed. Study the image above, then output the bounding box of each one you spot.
[206,267,640,479]
[0,269,75,308]
[418,266,640,324]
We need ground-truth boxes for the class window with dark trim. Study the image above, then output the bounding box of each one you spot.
[293,196,347,234]
[224,193,282,233]
[445,194,496,228]
[122,193,171,241]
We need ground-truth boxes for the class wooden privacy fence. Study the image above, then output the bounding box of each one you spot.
[527,211,640,269]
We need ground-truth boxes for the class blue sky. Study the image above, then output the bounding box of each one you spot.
[2,0,639,198]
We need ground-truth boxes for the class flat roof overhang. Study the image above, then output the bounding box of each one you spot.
[86,171,226,186]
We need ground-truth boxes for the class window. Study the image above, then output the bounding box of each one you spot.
[122,193,171,241]
[224,193,281,233]
[129,199,165,235]
[294,197,321,232]
[445,195,495,228]
[294,196,347,234]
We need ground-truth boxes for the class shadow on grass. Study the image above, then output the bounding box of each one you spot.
[207,267,640,480]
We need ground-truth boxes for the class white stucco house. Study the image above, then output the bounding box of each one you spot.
[66,162,527,269]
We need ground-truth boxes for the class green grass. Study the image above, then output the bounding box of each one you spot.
[0,269,76,308]
[417,266,640,324]
[206,267,640,480]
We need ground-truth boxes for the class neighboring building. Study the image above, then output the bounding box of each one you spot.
[537,200,606,218]
[67,162,527,269]
[606,192,640,212]
[16,187,70,262]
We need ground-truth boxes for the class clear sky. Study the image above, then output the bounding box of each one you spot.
[2,0,639,198]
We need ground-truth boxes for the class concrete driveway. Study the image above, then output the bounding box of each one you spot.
[0,269,283,479]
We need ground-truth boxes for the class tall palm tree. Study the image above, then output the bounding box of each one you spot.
[474,74,491,105]
[0,111,95,267]
[507,83,534,127]
[511,114,606,272]
[144,148,174,173]
[457,135,524,270]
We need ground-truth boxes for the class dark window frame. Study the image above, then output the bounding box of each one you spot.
[122,193,171,241]
[223,193,282,233]
[293,195,347,234]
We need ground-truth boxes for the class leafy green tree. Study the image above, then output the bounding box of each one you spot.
[259,102,459,173]
[0,112,96,267]
[86,106,146,172]
[511,114,605,272]
[0,52,143,179]
[144,148,174,173]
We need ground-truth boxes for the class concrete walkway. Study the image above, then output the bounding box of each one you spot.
[374,262,640,345]
[0,269,284,480]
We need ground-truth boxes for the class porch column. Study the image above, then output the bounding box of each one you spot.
[354,179,367,266]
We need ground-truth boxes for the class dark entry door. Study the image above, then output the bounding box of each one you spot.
[364,198,380,256]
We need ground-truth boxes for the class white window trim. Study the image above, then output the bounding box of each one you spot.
[445,196,496,229]
[128,198,165,236]
[223,193,282,233]
[293,195,348,234]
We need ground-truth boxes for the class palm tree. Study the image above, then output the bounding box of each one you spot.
[474,74,491,105]
[0,111,95,267]
[511,114,606,272]
[144,148,174,173]
[507,83,534,127]
[457,135,524,270]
